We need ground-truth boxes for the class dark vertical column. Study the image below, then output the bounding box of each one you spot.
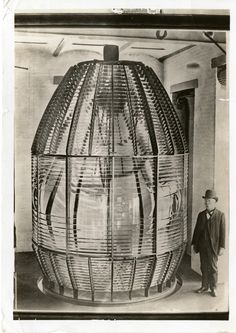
[88,63,101,155]
[155,156,159,255]
[36,155,40,249]
[49,252,64,295]
[110,157,115,301]
[184,153,189,244]
[66,256,78,299]
[111,66,114,256]
[132,65,158,155]
[38,248,55,290]
[145,256,157,297]
[157,252,173,292]
[65,64,93,298]
[32,244,48,282]
[88,257,95,302]
[111,259,114,302]
[65,155,70,284]
[110,63,115,299]
[129,258,136,300]
[168,245,185,286]
[132,65,158,255]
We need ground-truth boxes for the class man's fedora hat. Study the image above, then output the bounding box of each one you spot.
[202,189,218,202]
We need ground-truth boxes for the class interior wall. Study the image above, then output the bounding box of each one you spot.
[214,78,229,284]
[14,45,164,252]
[163,44,228,283]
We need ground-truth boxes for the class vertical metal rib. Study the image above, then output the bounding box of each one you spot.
[132,64,158,155]
[129,258,136,300]
[36,156,39,247]
[111,157,115,258]
[111,66,114,259]
[111,64,115,155]
[88,63,101,155]
[69,64,99,248]
[45,169,63,240]
[142,67,174,154]
[124,65,145,255]
[106,159,112,254]
[49,252,64,294]
[65,155,70,264]
[88,257,95,301]
[123,65,138,155]
[111,259,114,302]
[32,244,48,279]
[65,155,79,301]
[66,256,78,298]
[148,68,188,153]
[124,64,144,254]
[133,160,144,255]
[48,69,79,154]
[37,247,55,289]
[168,245,185,284]
[155,156,159,255]
[66,63,93,155]
[184,154,188,243]
[72,157,87,247]
[159,252,173,289]
[131,65,158,254]
[64,64,93,291]
[145,256,157,297]
[105,64,113,256]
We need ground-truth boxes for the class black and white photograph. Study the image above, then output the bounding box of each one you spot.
[1,2,236,332]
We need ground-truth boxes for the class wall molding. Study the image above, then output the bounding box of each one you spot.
[170,79,198,93]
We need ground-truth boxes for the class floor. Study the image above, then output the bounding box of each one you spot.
[14,252,228,319]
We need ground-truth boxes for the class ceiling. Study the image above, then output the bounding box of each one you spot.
[15,28,227,62]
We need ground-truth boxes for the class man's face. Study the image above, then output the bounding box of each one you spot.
[204,198,216,211]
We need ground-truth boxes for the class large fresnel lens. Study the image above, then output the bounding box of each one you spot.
[32,45,188,303]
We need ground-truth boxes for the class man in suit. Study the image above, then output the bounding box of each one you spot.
[192,189,225,297]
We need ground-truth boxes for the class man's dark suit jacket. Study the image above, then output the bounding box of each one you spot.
[192,208,225,256]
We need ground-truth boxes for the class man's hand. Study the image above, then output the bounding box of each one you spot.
[218,247,225,256]
[192,245,198,253]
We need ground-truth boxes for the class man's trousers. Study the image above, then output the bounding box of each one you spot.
[199,246,218,290]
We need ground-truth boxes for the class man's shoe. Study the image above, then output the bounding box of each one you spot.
[211,289,217,297]
[196,287,208,294]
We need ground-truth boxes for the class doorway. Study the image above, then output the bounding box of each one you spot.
[172,88,195,256]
